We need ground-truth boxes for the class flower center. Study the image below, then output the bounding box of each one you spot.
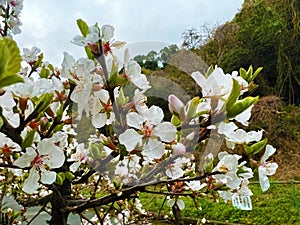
[219,165,229,173]
[32,155,47,168]
[142,122,153,138]
[102,42,111,54]
[2,144,13,156]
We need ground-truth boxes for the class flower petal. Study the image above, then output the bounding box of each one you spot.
[258,166,270,192]
[70,161,81,173]
[92,113,107,128]
[143,106,164,125]
[126,112,144,129]
[143,139,164,160]
[23,168,39,194]
[13,147,36,168]
[261,144,276,162]
[119,129,142,151]
[40,169,57,184]
[154,122,177,142]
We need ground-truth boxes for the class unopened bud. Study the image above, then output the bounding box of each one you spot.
[168,94,186,121]
[92,83,102,91]
[40,117,49,132]
[172,142,186,156]
[19,97,28,112]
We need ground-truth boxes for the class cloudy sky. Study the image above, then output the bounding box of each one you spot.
[14,0,244,66]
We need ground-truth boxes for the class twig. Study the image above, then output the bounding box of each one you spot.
[27,201,49,225]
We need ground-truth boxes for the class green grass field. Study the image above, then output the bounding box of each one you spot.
[140,181,300,225]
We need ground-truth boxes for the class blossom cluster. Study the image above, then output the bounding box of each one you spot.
[0,17,279,224]
[0,0,23,36]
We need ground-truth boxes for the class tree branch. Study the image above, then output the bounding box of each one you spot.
[63,171,220,213]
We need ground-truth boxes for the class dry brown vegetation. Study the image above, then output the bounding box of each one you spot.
[249,95,300,180]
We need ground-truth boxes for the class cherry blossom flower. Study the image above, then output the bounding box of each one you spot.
[171,142,186,156]
[0,91,19,127]
[5,77,53,98]
[72,25,100,47]
[168,94,186,121]
[115,155,141,183]
[0,132,21,162]
[218,178,253,208]
[258,144,278,191]
[218,122,263,149]
[9,0,23,14]
[69,143,90,172]
[186,180,207,191]
[122,49,150,90]
[166,157,190,179]
[87,89,115,128]
[213,151,241,189]
[101,25,126,55]
[191,67,233,110]
[231,70,249,93]
[119,105,177,160]
[61,53,99,115]
[13,138,65,194]
[22,46,41,63]
[167,197,185,210]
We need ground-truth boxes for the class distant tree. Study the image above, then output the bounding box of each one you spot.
[159,44,179,67]
[181,25,216,50]
[134,45,179,69]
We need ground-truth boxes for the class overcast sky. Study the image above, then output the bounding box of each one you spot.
[14,0,244,66]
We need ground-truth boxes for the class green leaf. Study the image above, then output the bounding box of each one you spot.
[35,93,54,114]
[226,78,241,111]
[239,68,248,81]
[244,138,268,155]
[186,97,200,120]
[48,63,55,73]
[227,96,259,119]
[0,76,24,89]
[65,171,75,181]
[205,65,214,78]
[39,66,50,79]
[84,46,94,59]
[52,123,64,133]
[76,19,90,37]
[251,67,263,82]
[116,87,129,107]
[0,116,3,129]
[246,65,253,78]
[108,62,128,88]
[56,172,65,186]
[90,143,104,160]
[55,104,64,121]
[0,38,23,89]
[21,129,36,149]
[171,114,182,127]
[33,53,43,68]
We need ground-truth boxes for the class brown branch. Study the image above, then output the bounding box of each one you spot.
[0,163,30,170]
[0,112,22,145]
[63,171,220,214]
[17,194,51,207]
[142,189,194,196]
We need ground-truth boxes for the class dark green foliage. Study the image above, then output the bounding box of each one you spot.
[198,0,300,104]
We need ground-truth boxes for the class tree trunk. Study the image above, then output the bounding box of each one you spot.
[48,179,71,225]
[172,204,182,225]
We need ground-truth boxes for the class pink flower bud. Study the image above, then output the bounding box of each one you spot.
[172,142,186,156]
[168,94,184,114]
[168,94,186,121]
